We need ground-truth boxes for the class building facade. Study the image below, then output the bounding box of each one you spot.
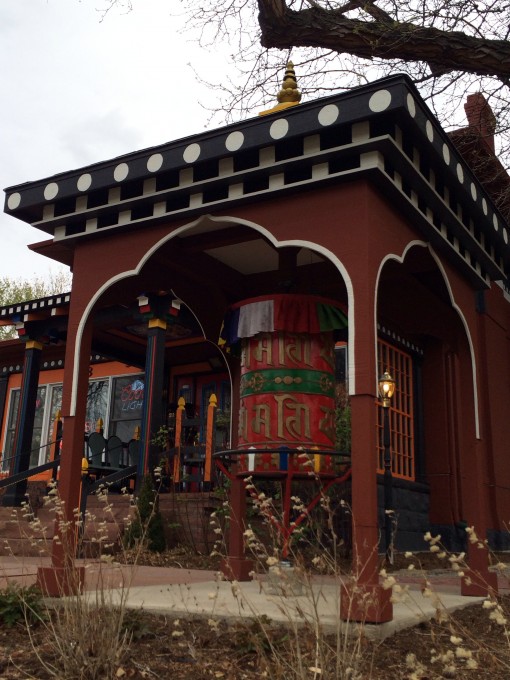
[2,74,510,619]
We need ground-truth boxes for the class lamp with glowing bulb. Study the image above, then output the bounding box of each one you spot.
[378,370,396,408]
[378,370,396,558]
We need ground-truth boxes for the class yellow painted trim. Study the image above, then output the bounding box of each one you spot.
[148,318,167,330]
[258,101,300,117]
[25,340,43,351]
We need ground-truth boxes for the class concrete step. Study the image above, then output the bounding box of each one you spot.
[0,495,135,557]
[0,507,34,523]
[0,537,52,558]
[0,518,53,540]
[85,495,134,524]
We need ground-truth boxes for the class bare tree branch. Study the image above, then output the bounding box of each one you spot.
[257,1,510,79]
[99,0,510,196]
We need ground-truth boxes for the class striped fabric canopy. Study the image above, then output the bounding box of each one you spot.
[220,294,347,347]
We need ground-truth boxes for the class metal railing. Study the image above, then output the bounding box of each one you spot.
[0,455,61,490]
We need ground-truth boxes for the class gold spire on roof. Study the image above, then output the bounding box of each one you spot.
[259,61,301,116]
[277,62,301,104]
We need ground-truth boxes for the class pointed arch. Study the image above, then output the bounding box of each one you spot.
[375,240,480,437]
[69,214,355,415]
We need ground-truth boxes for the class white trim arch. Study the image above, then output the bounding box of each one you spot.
[375,240,480,438]
[69,214,356,415]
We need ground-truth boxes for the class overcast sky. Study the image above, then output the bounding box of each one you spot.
[1,0,232,280]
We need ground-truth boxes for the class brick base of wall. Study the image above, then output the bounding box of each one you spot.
[159,492,222,555]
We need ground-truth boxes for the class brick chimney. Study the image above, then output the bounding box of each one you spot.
[464,93,496,154]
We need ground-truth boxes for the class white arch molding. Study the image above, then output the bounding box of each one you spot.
[375,240,480,438]
[69,214,356,415]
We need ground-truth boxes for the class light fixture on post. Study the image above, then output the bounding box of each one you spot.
[378,370,396,559]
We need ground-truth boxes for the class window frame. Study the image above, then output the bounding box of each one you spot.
[108,373,145,442]
[1,371,144,472]
[377,339,416,481]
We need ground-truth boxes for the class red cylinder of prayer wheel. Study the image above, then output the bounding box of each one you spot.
[237,329,337,474]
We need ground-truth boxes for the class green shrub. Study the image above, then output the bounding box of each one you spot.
[125,474,166,553]
[0,583,44,628]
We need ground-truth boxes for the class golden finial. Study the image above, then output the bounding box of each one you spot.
[277,62,301,104]
[259,61,301,116]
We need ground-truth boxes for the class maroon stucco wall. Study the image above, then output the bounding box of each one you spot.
[58,177,510,547]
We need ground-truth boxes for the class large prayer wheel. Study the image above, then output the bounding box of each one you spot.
[221,294,347,474]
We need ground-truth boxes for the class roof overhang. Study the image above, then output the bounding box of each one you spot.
[4,75,510,289]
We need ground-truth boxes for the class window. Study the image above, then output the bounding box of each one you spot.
[334,341,348,387]
[108,375,144,442]
[1,373,143,472]
[1,390,20,472]
[40,384,63,464]
[219,380,231,414]
[29,386,48,467]
[2,385,56,471]
[377,340,415,481]
[177,380,193,407]
[85,380,109,434]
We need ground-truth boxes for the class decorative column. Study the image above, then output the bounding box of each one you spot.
[340,394,392,622]
[2,339,43,507]
[0,375,8,472]
[461,436,498,597]
[138,318,167,484]
[461,304,498,596]
[37,318,93,596]
[136,294,180,487]
[339,271,393,623]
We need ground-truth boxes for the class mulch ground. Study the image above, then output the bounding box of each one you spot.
[1,597,510,679]
[1,548,510,679]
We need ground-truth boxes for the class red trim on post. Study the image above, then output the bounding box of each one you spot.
[36,318,93,596]
[221,472,253,581]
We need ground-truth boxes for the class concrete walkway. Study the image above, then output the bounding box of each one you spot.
[1,555,506,640]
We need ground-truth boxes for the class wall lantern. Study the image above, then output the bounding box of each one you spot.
[378,369,396,559]
[378,370,396,408]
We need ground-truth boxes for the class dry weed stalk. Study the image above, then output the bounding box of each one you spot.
[388,527,510,678]
[210,474,510,678]
[1,472,163,680]
[210,476,375,679]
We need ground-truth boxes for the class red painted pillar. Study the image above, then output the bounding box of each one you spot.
[460,313,497,596]
[340,269,392,623]
[460,437,498,597]
[37,317,93,595]
[340,393,392,622]
[221,467,253,581]
[221,354,253,580]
